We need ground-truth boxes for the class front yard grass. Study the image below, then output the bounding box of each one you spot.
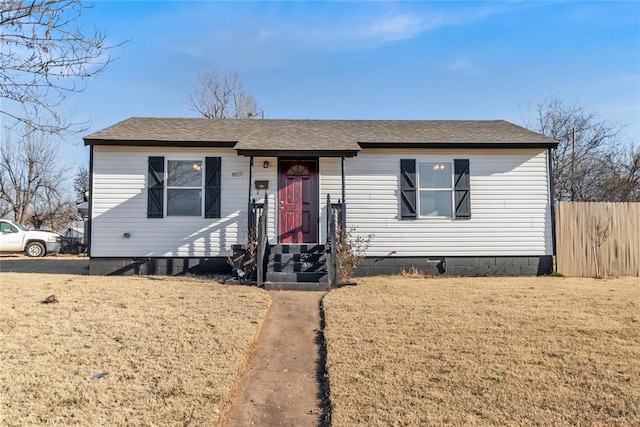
[323,276,640,426]
[0,273,270,426]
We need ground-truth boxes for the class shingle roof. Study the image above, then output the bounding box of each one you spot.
[83,117,558,151]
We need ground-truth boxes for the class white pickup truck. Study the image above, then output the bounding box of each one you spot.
[0,219,61,257]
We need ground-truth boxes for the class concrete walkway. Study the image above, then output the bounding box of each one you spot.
[223,290,329,427]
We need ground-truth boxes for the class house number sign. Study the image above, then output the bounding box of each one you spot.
[231,171,244,178]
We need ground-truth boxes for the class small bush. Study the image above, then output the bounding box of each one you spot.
[336,227,372,283]
[400,267,439,279]
[547,271,565,277]
[400,266,424,279]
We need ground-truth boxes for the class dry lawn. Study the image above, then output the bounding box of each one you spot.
[323,276,640,426]
[0,273,270,426]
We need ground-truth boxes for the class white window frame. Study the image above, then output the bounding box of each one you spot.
[417,161,454,219]
[165,158,204,217]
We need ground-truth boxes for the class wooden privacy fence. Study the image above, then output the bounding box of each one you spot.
[555,202,640,277]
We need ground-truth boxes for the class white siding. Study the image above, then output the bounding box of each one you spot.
[345,148,553,257]
[91,146,249,257]
[92,146,553,258]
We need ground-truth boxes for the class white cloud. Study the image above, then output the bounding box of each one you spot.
[447,59,482,74]
[363,14,425,42]
[152,2,522,69]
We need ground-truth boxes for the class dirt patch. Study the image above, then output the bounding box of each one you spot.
[0,273,270,426]
[0,254,89,275]
[323,276,640,426]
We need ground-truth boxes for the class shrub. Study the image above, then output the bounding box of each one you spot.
[335,227,372,283]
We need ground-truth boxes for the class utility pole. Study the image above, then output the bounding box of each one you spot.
[571,127,576,202]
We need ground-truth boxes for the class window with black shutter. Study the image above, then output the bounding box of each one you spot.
[148,156,222,218]
[401,158,471,219]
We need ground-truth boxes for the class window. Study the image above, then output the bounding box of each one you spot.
[419,162,453,217]
[13,221,28,231]
[1,222,18,233]
[166,160,203,216]
[148,157,221,219]
[287,164,310,176]
[399,158,470,220]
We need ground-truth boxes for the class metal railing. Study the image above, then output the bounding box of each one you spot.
[248,199,264,238]
[255,196,269,287]
[326,194,345,287]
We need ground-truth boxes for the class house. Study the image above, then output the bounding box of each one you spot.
[83,118,558,281]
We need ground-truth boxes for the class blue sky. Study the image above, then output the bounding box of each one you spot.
[44,1,640,168]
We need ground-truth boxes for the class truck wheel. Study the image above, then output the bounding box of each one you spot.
[25,242,46,257]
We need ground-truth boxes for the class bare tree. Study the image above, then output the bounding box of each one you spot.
[0,198,11,218]
[589,217,611,279]
[0,128,73,226]
[74,165,89,203]
[1,0,119,135]
[28,189,76,230]
[597,145,640,202]
[523,96,624,201]
[187,68,261,119]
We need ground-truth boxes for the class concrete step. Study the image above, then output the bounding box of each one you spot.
[267,261,327,273]
[264,245,329,284]
[268,244,326,255]
[268,253,326,263]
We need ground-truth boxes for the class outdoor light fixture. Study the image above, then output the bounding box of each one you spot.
[263,160,269,169]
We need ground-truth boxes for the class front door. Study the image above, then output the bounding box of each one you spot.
[278,159,318,243]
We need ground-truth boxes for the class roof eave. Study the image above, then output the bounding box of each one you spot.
[83,138,238,147]
[357,141,559,149]
[236,149,359,158]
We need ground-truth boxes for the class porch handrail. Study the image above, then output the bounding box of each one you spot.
[249,199,265,237]
[256,194,269,287]
[326,194,340,287]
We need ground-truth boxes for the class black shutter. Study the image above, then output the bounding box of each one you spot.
[454,159,471,219]
[147,156,164,218]
[400,159,417,219]
[205,157,221,218]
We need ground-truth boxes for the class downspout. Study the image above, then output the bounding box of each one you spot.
[248,156,254,234]
[87,145,94,257]
[548,148,557,259]
[341,156,346,227]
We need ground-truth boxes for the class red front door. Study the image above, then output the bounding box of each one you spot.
[278,159,318,243]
